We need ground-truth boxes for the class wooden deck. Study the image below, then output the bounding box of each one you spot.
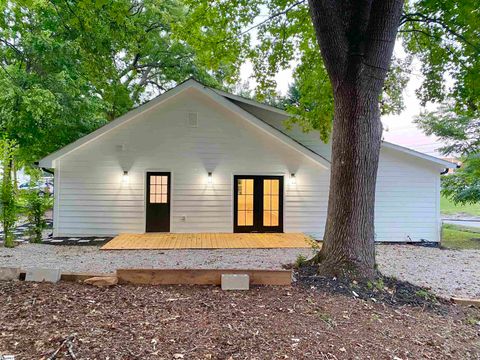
[101,233,312,250]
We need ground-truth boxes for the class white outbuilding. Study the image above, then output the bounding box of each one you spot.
[39,79,456,242]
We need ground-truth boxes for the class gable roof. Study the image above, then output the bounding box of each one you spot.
[39,79,330,168]
[39,78,457,170]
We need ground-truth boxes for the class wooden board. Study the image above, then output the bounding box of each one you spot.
[451,297,480,308]
[116,268,292,286]
[101,232,313,250]
[61,272,115,282]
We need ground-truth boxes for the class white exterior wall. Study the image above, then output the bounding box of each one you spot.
[375,147,441,242]
[229,100,443,242]
[53,88,442,242]
[54,89,328,237]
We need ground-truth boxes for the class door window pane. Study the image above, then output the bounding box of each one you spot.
[237,179,254,226]
[263,179,279,226]
[150,175,168,204]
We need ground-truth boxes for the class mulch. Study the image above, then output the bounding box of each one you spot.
[295,265,447,310]
[0,279,479,359]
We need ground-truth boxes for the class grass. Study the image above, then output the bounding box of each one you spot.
[440,195,480,216]
[442,223,480,250]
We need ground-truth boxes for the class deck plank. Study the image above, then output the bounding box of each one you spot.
[101,233,312,250]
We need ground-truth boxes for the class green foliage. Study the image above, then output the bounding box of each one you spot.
[23,169,53,243]
[0,138,19,247]
[182,0,408,143]
[402,1,479,118]
[294,254,308,269]
[0,0,230,164]
[416,106,480,204]
[441,159,480,205]
[366,278,385,291]
[414,289,436,302]
[403,1,479,205]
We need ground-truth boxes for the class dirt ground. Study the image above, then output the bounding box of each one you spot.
[0,281,479,359]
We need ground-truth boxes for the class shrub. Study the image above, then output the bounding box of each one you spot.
[0,139,18,248]
[24,189,52,243]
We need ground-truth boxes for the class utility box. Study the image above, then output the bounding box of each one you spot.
[221,274,249,290]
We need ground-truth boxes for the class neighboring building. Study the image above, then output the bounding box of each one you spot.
[39,79,456,242]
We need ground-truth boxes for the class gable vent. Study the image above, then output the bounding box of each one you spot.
[187,112,198,127]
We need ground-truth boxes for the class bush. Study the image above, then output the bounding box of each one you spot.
[0,139,18,248]
[24,189,52,243]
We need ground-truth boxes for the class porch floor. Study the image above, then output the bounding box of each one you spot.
[101,233,313,250]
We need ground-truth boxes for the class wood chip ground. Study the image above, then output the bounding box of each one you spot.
[0,281,479,359]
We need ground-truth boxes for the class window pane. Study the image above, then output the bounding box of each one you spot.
[271,211,279,226]
[151,176,157,185]
[246,179,253,194]
[150,194,156,203]
[272,180,279,194]
[161,176,168,185]
[161,184,168,195]
[264,195,271,210]
[264,180,271,195]
[271,195,279,210]
[160,194,167,203]
[238,195,246,210]
[263,211,270,226]
[245,210,253,226]
[246,195,253,210]
[237,211,245,226]
[238,179,245,195]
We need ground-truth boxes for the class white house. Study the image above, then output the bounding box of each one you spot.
[39,79,456,242]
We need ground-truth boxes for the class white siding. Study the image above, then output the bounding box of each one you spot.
[229,99,443,242]
[55,89,327,236]
[55,88,442,242]
[375,147,441,242]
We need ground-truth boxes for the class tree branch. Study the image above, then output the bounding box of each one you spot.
[400,13,479,52]
[239,0,306,36]
[308,0,349,85]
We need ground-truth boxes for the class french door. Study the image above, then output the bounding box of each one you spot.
[233,175,283,233]
[146,172,171,232]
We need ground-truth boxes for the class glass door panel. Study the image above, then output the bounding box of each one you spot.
[237,179,254,227]
[263,179,279,227]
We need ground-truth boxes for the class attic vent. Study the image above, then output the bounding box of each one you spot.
[187,112,198,127]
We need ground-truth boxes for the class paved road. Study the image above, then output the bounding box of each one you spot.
[443,219,480,229]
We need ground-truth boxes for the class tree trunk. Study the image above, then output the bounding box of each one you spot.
[308,0,404,278]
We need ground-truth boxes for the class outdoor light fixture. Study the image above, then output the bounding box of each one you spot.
[289,173,296,185]
[207,172,213,184]
[122,170,129,184]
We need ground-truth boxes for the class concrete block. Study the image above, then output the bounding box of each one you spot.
[25,268,61,283]
[221,274,249,290]
[0,267,21,281]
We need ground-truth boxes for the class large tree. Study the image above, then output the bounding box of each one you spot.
[0,0,233,163]
[306,1,404,277]
[184,0,478,278]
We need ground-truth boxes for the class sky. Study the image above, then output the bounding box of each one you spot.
[239,43,445,157]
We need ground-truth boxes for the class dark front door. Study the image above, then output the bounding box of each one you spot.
[146,172,171,232]
[234,175,283,233]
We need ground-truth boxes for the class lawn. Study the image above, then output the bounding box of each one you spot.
[442,223,480,250]
[440,195,480,216]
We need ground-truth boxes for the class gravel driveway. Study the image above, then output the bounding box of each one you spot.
[1,243,479,299]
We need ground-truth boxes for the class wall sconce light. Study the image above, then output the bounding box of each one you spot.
[122,170,129,184]
[207,172,213,184]
[289,173,296,185]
